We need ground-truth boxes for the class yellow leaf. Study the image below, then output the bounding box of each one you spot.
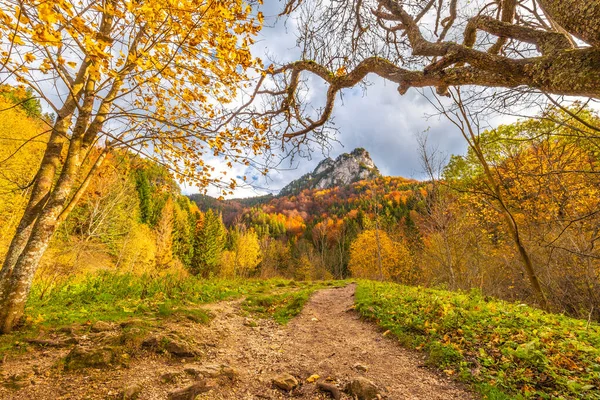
[38,3,59,25]
[443,369,455,376]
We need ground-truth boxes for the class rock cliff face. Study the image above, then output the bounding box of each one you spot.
[279,148,380,196]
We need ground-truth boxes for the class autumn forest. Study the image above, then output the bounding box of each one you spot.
[1,0,600,399]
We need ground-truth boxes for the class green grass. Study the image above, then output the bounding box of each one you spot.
[0,272,309,353]
[355,280,600,399]
[242,280,345,324]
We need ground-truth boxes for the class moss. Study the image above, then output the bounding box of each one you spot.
[64,346,122,370]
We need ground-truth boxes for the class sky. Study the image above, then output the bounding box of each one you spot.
[202,3,470,198]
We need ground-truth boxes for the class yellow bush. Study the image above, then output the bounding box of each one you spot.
[116,223,157,274]
[348,229,412,282]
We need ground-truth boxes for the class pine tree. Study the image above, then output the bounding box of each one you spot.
[191,209,226,277]
[135,170,152,224]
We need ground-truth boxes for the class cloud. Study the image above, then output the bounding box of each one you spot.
[192,3,474,197]
[327,81,467,179]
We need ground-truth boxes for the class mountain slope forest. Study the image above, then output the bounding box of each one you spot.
[2,0,600,398]
[195,107,600,320]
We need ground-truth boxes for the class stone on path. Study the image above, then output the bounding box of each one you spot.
[64,345,117,370]
[272,373,298,391]
[121,383,142,399]
[167,381,210,400]
[91,321,113,332]
[345,377,381,400]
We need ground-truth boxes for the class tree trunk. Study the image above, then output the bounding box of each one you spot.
[537,0,600,47]
[452,92,549,311]
[0,118,70,303]
[0,136,84,333]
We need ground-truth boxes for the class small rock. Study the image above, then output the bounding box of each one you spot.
[91,321,113,332]
[317,382,342,400]
[354,363,368,372]
[160,371,181,383]
[164,341,195,358]
[64,346,117,370]
[184,364,237,380]
[167,381,210,400]
[273,373,298,391]
[142,335,196,358]
[121,383,142,399]
[185,365,218,378]
[345,377,380,400]
[120,319,143,328]
[306,374,320,383]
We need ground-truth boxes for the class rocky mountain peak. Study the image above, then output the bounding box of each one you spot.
[279,148,380,196]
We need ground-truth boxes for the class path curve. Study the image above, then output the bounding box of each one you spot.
[199,284,473,399]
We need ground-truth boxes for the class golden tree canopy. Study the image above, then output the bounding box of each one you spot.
[0,0,268,193]
[348,229,412,281]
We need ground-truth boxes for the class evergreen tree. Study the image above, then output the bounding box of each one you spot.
[171,199,196,268]
[135,170,152,224]
[191,209,226,277]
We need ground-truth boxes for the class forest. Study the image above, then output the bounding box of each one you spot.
[3,85,599,319]
[1,0,600,399]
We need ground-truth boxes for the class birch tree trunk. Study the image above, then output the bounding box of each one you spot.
[0,77,96,333]
[0,135,85,333]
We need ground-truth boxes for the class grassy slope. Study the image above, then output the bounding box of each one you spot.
[0,273,315,353]
[355,280,600,399]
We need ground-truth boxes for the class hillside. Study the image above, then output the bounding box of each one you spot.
[188,155,423,280]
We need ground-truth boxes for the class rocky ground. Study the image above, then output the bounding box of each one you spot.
[0,284,474,399]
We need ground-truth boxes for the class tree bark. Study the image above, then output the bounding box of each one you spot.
[0,116,69,302]
[0,61,90,301]
[0,77,97,333]
[537,0,600,47]
[0,135,85,333]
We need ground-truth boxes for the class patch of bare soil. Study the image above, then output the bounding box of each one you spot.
[0,284,474,399]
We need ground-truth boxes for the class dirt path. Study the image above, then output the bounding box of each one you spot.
[198,284,473,399]
[0,284,474,399]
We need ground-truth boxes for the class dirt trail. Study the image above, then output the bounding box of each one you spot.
[0,284,474,399]
[200,284,473,399]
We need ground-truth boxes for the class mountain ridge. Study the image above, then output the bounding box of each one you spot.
[279,148,380,196]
